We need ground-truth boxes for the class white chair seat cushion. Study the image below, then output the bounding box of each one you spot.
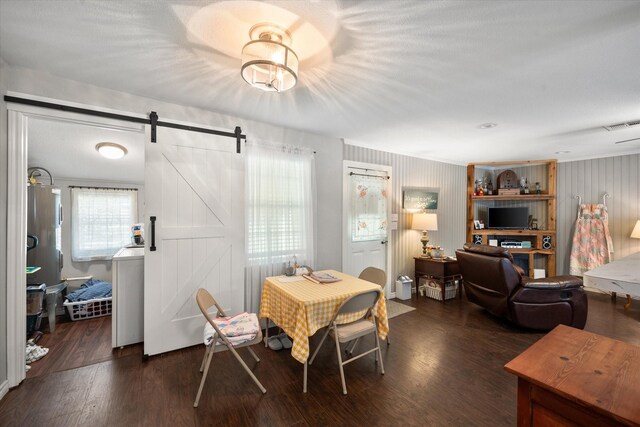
[330,319,376,343]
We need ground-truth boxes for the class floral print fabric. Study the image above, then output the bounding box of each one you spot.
[569,203,613,276]
[203,312,260,346]
[350,174,388,242]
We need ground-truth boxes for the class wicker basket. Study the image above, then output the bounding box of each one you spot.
[63,297,112,321]
[423,281,458,301]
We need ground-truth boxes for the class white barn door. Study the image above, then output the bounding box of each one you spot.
[144,125,244,357]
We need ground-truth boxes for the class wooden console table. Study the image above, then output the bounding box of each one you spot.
[505,325,640,426]
[413,257,461,301]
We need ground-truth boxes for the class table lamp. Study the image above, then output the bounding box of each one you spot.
[631,220,640,239]
[412,213,438,256]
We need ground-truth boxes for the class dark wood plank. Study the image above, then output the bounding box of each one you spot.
[1,292,638,426]
[505,325,640,426]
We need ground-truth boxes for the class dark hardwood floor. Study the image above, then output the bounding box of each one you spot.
[2,292,638,427]
[26,315,138,379]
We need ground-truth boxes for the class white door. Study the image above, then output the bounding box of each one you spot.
[342,161,392,293]
[144,125,244,356]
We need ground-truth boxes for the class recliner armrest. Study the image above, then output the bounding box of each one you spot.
[521,275,583,290]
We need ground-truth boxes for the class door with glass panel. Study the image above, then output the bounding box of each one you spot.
[342,161,392,293]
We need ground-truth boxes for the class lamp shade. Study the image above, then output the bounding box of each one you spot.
[241,23,298,92]
[412,213,438,231]
[631,220,640,239]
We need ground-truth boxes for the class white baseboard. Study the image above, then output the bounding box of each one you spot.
[0,380,9,401]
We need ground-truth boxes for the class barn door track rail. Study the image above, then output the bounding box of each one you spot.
[4,95,246,153]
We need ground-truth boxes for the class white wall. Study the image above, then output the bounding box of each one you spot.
[5,66,344,270]
[0,57,9,392]
[53,178,145,285]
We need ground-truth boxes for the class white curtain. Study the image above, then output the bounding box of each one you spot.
[71,187,138,261]
[244,141,316,313]
[350,173,388,242]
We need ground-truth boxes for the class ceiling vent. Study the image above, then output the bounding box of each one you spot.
[603,120,640,131]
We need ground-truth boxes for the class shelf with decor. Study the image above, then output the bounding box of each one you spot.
[466,159,557,278]
[471,194,554,201]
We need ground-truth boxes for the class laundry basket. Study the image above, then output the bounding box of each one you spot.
[64,297,112,321]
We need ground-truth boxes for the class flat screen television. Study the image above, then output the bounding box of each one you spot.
[488,207,529,229]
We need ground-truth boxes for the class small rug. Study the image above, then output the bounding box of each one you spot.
[386,300,416,319]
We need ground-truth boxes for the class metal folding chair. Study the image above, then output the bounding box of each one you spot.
[308,289,385,395]
[193,288,266,407]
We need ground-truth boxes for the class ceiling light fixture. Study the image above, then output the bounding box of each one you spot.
[96,142,127,159]
[554,150,571,154]
[241,23,298,93]
[478,123,497,129]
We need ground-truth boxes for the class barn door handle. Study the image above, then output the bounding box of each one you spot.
[381,240,388,244]
[150,216,157,252]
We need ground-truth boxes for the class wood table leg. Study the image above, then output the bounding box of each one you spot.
[440,280,446,303]
[611,292,617,302]
[624,294,632,310]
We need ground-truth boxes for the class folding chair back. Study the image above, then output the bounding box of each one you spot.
[357,267,391,346]
[358,267,386,289]
[336,289,381,317]
[195,288,228,339]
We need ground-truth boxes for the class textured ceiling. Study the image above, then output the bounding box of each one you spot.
[2,0,640,164]
[28,117,145,183]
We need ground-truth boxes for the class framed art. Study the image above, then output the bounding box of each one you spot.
[402,187,439,210]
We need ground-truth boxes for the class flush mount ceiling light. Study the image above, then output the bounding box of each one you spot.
[241,23,299,92]
[96,142,127,160]
[478,123,498,129]
[554,150,571,154]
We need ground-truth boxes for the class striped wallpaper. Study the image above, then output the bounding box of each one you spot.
[343,145,467,286]
[344,145,640,284]
[556,154,640,274]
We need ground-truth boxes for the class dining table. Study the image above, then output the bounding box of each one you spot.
[259,269,389,392]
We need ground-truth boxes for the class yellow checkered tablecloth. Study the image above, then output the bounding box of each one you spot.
[259,270,389,364]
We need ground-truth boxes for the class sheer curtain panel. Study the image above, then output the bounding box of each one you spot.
[71,187,138,261]
[245,142,316,313]
[350,173,388,242]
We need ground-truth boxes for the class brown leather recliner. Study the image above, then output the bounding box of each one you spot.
[455,244,587,330]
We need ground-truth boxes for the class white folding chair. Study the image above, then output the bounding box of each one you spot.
[308,289,385,395]
[193,288,266,407]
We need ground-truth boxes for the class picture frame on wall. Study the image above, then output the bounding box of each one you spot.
[402,187,439,210]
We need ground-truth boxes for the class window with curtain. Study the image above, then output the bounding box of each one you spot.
[245,142,316,312]
[71,187,138,261]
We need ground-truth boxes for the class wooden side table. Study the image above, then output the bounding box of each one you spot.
[413,257,462,301]
[505,325,640,426]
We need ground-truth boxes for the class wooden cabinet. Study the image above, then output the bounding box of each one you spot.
[505,325,640,426]
[466,160,557,277]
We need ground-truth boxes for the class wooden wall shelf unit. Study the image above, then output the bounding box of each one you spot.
[466,160,557,278]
